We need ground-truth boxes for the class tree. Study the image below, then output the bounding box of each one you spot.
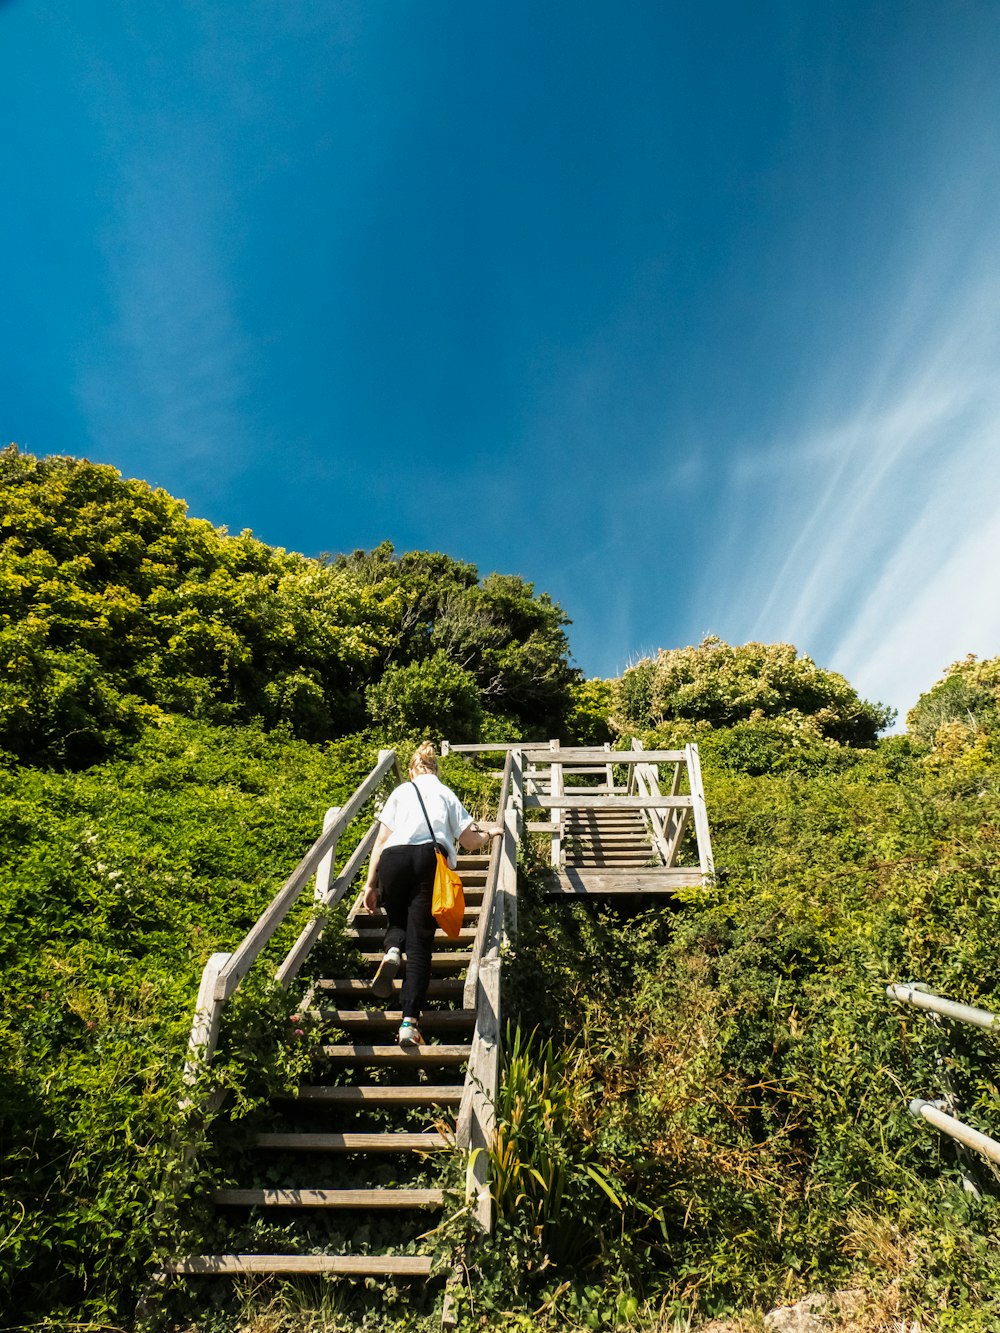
[365,650,482,741]
[907,654,1000,751]
[611,637,894,747]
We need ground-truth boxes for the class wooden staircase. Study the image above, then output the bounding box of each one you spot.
[162,852,494,1280]
[159,740,710,1300]
[447,740,714,897]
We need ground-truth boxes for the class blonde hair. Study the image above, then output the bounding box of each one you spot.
[409,741,438,776]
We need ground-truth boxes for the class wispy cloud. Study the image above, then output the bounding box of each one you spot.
[718,207,1000,721]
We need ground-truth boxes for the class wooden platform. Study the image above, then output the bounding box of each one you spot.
[545,868,705,896]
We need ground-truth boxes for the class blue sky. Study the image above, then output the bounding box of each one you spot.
[3,1,999,723]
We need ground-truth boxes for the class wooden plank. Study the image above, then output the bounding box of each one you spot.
[182,952,232,1100]
[214,1188,445,1209]
[550,743,563,869]
[319,1044,471,1065]
[521,749,687,764]
[686,742,715,875]
[348,928,478,947]
[546,868,704,895]
[160,1254,434,1276]
[359,951,471,972]
[254,1132,450,1152]
[314,978,464,998]
[320,1009,476,1030]
[527,795,692,810]
[288,1085,463,1106]
[276,821,380,988]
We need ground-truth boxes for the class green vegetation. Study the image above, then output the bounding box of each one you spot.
[3,446,1000,1331]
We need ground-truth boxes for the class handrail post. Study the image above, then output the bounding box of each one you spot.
[313,807,340,901]
[685,742,714,876]
[549,739,562,869]
[181,952,233,1107]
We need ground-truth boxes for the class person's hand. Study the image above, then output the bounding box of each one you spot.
[362,884,379,913]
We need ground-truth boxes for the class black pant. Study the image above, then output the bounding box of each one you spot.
[379,842,437,1019]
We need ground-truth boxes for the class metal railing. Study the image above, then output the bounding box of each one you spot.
[888,982,1000,1189]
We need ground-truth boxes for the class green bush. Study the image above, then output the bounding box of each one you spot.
[365,650,482,741]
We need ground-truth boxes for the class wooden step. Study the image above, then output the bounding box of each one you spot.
[254,1131,450,1152]
[160,1253,434,1276]
[315,979,465,999]
[214,1188,445,1209]
[319,1044,471,1066]
[566,857,658,867]
[286,1084,463,1107]
[349,928,478,947]
[547,868,704,895]
[362,908,481,927]
[320,1008,476,1031]
[359,952,472,973]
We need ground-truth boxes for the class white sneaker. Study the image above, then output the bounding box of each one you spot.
[371,947,401,998]
[398,1019,424,1047]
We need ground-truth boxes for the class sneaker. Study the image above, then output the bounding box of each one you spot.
[398,1019,424,1048]
[371,947,401,999]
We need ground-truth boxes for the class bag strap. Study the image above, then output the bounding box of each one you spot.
[410,781,443,854]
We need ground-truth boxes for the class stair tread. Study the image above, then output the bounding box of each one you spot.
[320,1044,471,1063]
[214,1187,445,1208]
[160,1253,434,1276]
[255,1131,450,1151]
[286,1084,463,1105]
[315,979,464,996]
[320,1008,476,1027]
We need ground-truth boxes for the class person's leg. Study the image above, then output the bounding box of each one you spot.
[371,845,410,997]
[399,843,437,1032]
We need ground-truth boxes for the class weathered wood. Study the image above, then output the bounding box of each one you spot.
[359,951,472,972]
[550,741,563,869]
[445,741,688,763]
[315,978,464,999]
[463,751,514,1007]
[275,821,380,988]
[523,748,687,764]
[546,868,704,895]
[466,954,501,1232]
[319,1044,471,1065]
[321,1008,477,1030]
[181,952,232,1101]
[215,749,397,1002]
[160,1254,434,1276]
[214,1188,446,1209]
[686,742,715,875]
[289,1085,463,1106]
[527,794,692,810]
[313,806,340,900]
[255,1131,450,1152]
[348,927,478,947]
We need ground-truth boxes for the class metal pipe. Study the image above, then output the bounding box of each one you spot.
[886,984,999,1031]
[909,1100,1000,1167]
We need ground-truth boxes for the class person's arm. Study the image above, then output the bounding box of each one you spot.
[362,822,394,913]
[458,821,504,852]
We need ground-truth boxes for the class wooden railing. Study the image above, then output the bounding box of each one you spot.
[457,748,523,1231]
[183,748,400,1090]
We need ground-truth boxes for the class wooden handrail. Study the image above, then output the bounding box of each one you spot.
[213,749,397,1002]
[275,821,381,989]
[525,794,693,810]
[458,748,522,1231]
[463,750,515,1006]
[684,743,714,875]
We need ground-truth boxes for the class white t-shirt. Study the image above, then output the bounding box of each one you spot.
[378,774,474,869]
